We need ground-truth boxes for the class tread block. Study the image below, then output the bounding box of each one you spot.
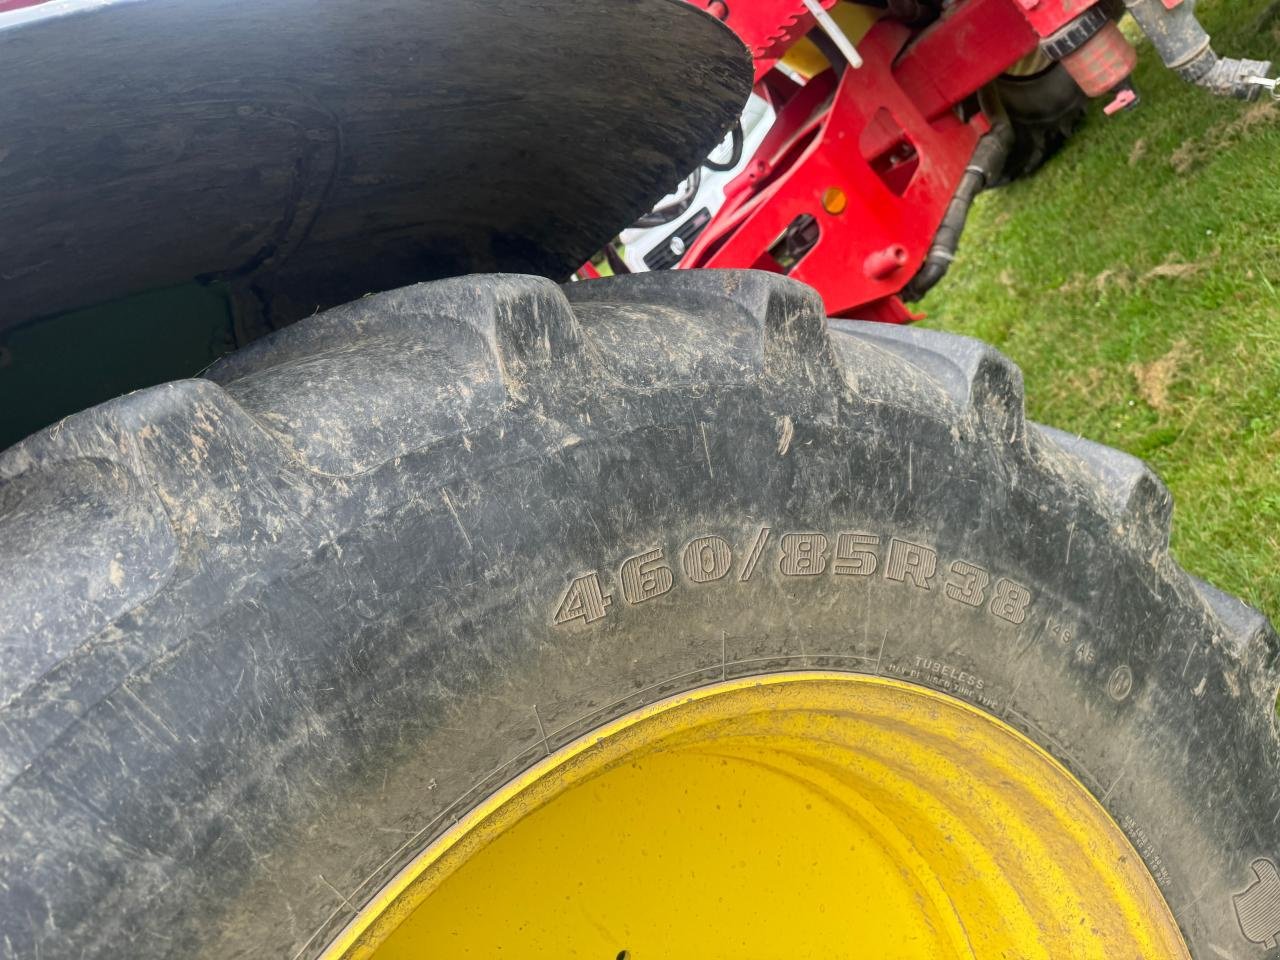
[1188,576,1277,664]
[1032,424,1173,553]
[208,275,585,474]
[563,270,837,387]
[0,378,292,669]
[0,457,176,705]
[0,379,282,527]
[827,322,956,423]
[836,324,1026,445]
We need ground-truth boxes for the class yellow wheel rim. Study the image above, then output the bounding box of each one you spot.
[326,673,1188,960]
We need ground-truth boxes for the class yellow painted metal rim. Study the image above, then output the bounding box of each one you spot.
[324,673,1189,960]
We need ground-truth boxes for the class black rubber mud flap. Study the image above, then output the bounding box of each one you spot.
[0,270,1277,958]
[0,0,750,329]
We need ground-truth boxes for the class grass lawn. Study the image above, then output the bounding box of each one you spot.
[922,0,1280,621]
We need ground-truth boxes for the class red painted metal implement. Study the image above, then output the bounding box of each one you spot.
[680,0,1046,322]
[653,0,1263,322]
[686,0,843,80]
[682,18,994,322]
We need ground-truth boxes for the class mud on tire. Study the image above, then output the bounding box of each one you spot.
[0,270,1276,959]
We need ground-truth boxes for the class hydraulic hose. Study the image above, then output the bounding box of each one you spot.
[703,122,744,173]
[632,120,739,232]
[902,121,1014,303]
[632,167,703,229]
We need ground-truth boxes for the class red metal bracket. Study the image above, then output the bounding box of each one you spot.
[683,20,990,319]
[1012,0,1098,37]
[686,0,842,81]
[893,0,1039,120]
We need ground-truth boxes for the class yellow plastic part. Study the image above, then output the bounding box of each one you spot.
[326,673,1189,960]
[779,3,880,80]
[1004,49,1055,78]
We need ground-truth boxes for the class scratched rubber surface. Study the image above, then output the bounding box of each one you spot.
[0,270,1277,958]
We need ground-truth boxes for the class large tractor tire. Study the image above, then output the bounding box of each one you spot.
[0,271,1276,960]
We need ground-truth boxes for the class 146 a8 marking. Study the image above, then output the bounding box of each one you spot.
[553,526,1032,627]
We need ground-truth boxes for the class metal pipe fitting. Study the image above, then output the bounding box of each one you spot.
[1123,0,1271,99]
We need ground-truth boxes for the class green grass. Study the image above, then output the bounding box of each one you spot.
[922,0,1280,621]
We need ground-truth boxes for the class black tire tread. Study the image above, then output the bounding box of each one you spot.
[2,272,1273,745]
[0,270,1276,960]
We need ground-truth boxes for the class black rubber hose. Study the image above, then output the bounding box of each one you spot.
[809,29,849,76]
[902,122,1014,303]
[703,122,744,172]
[633,122,739,231]
[632,167,703,229]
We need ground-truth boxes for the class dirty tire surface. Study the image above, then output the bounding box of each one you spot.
[0,270,1276,959]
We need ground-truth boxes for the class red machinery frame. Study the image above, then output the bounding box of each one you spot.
[674,0,1113,322]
